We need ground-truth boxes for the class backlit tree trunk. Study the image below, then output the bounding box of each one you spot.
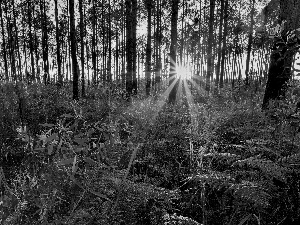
[69,0,79,100]
[28,0,35,83]
[0,2,8,81]
[79,0,85,96]
[206,0,215,93]
[219,0,228,88]
[125,0,137,99]
[168,0,179,104]
[54,0,62,86]
[245,0,255,85]
[262,0,300,109]
[145,0,152,96]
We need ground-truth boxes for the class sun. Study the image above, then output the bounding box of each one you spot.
[176,64,191,80]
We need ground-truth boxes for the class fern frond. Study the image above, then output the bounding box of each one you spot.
[278,153,300,166]
[187,171,234,191]
[230,181,271,208]
[233,158,289,183]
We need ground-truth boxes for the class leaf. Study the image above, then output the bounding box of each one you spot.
[74,137,88,146]
[84,157,98,166]
[48,143,54,155]
[57,158,76,166]
[45,133,58,143]
[60,114,73,118]
[40,123,55,128]
[57,139,63,152]
[238,214,252,225]
[72,155,77,174]
[74,147,86,153]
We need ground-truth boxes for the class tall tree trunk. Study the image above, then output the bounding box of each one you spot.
[0,2,8,81]
[69,0,79,100]
[262,0,300,109]
[245,0,255,85]
[219,0,228,88]
[28,0,35,83]
[40,0,49,84]
[54,0,62,86]
[145,0,152,96]
[107,0,112,82]
[125,0,137,99]
[79,0,85,96]
[168,0,179,104]
[12,0,22,80]
[206,0,215,93]
[92,0,97,84]
[155,0,161,92]
[215,0,224,89]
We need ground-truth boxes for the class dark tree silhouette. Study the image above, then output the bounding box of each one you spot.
[168,0,179,104]
[69,0,79,100]
[262,0,300,109]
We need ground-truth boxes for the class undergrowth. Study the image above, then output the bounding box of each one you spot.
[0,81,300,225]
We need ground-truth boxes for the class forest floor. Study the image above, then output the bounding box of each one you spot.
[1,81,300,225]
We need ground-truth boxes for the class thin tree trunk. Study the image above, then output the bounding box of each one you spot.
[54,0,62,86]
[220,0,228,88]
[92,0,96,84]
[125,0,137,99]
[79,0,85,96]
[0,2,8,80]
[145,0,152,96]
[69,0,79,100]
[168,0,179,104]
[206,0,215,93]
[245,0,255,85]
[215,0,224,89]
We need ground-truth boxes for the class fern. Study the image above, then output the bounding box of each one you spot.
[232,157,289,183]
[229,181,271,208]
[278,153,300,166]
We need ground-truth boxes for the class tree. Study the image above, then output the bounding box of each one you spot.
[125,0,137,99]
[69,0,79,100]
[215,0,225,89]
[40,0,49,85]
[0,2,8,81]
[79,0,85,96]
[245,0,255,85]
[206,0,215,93]
[219,0,229,88]
[54,0,62,86]
[262,0,300,109]
[168,0,179,104]
[28,0,36,83]
[144,0,152,96]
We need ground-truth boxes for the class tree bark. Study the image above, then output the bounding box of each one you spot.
[262,0,300,109]
[206,0,215,93]
[0,2,8,81]
[54,0,62,86]
[79,0,85,96]
[145,0,152,96]
[219,0,228,88]
[168,0,179,104]
[40,0,49,85]
[92,0,97,84]
[245,0,255,85]
[215,0,225,89]
[125,0,137,100]
[69,0,79,100]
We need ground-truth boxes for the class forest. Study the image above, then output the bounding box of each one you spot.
[1,0,300,224]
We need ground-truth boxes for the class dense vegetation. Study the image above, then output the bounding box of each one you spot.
[1,0,300,224]
[1,79,300,225]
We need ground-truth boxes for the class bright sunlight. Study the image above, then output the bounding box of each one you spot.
[176,63,192,80]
